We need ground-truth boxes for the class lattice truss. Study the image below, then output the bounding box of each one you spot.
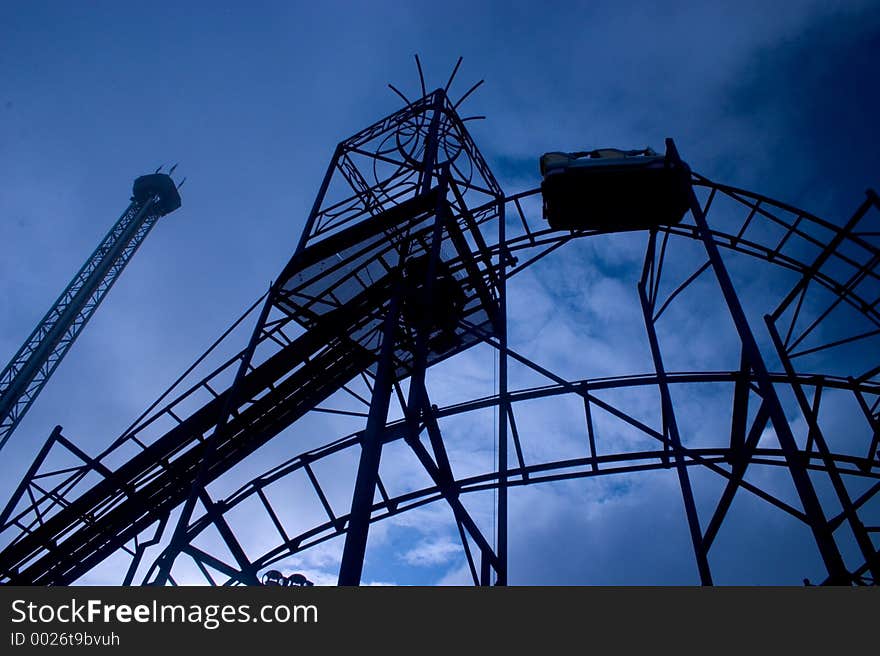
[0,200,163,450]
[0,81,878,586]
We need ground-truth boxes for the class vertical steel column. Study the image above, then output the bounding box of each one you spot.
[338,288,402,586]
[401,182,450,431]
[852,387,880,467]
[338,91,445,586]
[667,138,850,584]
[496,200,509,586]
[402,171,451,420]
[417,90,444,196]
[728,349,751,463]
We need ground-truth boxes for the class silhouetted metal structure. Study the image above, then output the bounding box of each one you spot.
[0,60,877,586]
[0,172,182,452]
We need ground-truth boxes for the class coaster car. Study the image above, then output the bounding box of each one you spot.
[261,570,314,586]
[539,146,691,231]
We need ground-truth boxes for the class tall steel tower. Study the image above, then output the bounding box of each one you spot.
[0,172,182,451]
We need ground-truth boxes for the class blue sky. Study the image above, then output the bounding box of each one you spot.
[1,1,879,585]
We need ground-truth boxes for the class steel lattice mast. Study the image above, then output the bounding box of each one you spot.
[0,172,182,451]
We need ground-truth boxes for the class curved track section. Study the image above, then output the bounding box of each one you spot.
[1,94,877,586]
[136,176,880,586]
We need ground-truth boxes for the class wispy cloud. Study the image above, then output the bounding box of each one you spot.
[400,538,461,567]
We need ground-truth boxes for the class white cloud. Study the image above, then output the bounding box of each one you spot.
[400,538,460,567]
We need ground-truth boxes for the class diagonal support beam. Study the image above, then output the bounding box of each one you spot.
[153,284,276,586]
[638,238,712,585]
[668,138,850,584]
[766,317,880,581]
[703,403,770,550]
[196,489,259,585]
[402,390,501,582]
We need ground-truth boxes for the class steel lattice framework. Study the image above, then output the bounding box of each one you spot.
[0,73,878,586]
[0,173,182,452]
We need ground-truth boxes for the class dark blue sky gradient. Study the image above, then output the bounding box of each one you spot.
[1,1,878,585]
